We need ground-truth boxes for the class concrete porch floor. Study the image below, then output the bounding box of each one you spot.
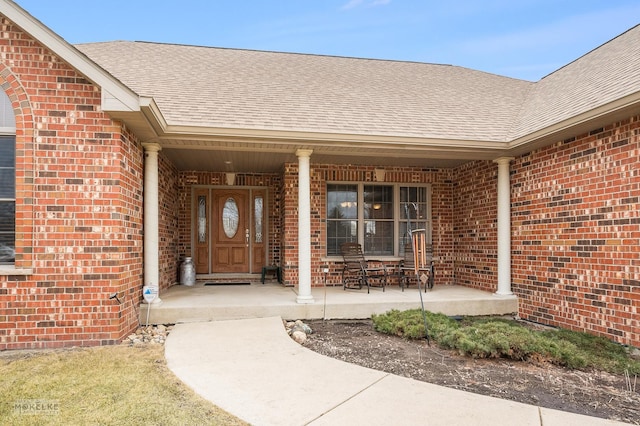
[140,281,519,325]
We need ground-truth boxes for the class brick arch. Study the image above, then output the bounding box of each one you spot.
[0,62,35,268]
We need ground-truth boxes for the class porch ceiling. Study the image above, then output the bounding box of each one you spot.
[163,147,470,173]
[159,137,504,173]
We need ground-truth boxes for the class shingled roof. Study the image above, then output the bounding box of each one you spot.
[76,42,532,143]
[75,24,640,147]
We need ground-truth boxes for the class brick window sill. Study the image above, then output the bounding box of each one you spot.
[0,265,33,276]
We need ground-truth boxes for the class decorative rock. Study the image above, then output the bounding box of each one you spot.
[285,319,313,345]
[294,320,312,335]
[121,324,172,346]
[291,330,307,344]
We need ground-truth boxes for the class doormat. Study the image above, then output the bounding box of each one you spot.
[203,282,251,286]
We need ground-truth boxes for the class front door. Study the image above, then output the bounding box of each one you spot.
[213,189,249,273]
[193,188,266,274]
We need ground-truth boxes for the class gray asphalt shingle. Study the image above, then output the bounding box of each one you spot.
[76,24,640,143]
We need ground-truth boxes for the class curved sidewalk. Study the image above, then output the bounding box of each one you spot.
[165,317,628,426]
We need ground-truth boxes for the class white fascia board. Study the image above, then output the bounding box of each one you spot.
[0,0,140,112]
[161,124,508,151]
[139,96,168,136]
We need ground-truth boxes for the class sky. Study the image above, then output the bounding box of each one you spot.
[13,0,640,81]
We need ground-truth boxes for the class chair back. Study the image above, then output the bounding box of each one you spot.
[340,242,367,269]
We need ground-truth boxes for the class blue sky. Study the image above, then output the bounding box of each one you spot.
[14,0,640,81]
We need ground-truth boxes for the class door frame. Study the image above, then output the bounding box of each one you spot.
[191,186,268,275]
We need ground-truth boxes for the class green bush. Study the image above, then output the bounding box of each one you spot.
[372,309,456,340]
[371,309,640,374]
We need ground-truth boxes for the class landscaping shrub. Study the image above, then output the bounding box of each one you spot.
[371,309,640,374]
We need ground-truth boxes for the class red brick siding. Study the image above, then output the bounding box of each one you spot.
[0,17,144,349]
[282,163,299,286]
[281,163,455,287]
[158,152,179,289]
[452,160,498,292]
[511,116,640,347]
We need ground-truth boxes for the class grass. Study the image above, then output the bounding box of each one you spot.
[372,309,640,374]
[0,344,247,426]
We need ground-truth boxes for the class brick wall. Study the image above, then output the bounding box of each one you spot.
[452,160,498,292]
[0,17,144,349]
[158,152,179,289]
[453,115,639,347]
[510,115,640,347]
[281,163,455,287]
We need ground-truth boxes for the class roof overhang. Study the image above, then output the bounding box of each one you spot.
[128,91,640,173]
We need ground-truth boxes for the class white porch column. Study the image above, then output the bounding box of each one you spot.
[142,143,162,304]
[296,149,314,304]
[494,157,514,296]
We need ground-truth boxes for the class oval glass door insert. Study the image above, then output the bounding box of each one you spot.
[222,197,239,238]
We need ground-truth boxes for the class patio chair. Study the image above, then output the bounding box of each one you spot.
[340,242,388,293]
[398,240,434,292]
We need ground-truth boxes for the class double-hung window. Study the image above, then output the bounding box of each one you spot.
[0,91,15,264]
[326,183,431,257]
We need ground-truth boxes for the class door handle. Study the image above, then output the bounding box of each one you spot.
[245,228,249,244]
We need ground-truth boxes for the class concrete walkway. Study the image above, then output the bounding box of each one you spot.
[165,317,629,426]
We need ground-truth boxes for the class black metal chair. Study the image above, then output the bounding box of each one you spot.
[340,242,387,293]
